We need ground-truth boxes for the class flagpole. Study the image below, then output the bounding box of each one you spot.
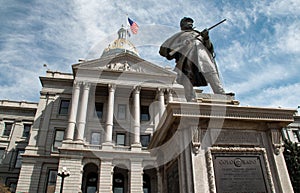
[125,14,128,53]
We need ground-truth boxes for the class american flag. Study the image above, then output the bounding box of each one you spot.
[128,17,139,34]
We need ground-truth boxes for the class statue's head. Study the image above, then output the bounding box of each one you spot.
[180,17,194,30]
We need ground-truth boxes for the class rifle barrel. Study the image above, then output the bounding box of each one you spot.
[207,19,226,31]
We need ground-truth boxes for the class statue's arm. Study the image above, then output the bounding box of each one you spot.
[200,29,214,56]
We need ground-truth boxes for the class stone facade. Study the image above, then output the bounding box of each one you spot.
[15,27,186,193]
[0,100,37,192]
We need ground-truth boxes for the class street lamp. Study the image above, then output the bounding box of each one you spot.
[57,167,70,193]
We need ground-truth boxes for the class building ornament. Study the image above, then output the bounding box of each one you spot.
[192,126,201,154]
[106,62,130,71]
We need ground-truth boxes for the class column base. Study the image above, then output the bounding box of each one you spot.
[131,143,142,152]
[102,142,114,150]
[61,140,84,150]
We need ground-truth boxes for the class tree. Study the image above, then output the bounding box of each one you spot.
[0,183,11,193]
[283,140,300,192]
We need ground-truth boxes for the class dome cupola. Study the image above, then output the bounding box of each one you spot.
[101,25,139,57]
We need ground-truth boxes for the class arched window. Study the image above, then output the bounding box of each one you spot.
[82,163,98,193]
[143,174,151,193]
[86,172,98,193]
[113,173,124,193]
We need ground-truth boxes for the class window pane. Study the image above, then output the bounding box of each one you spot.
[55,131,65,141]
[141,135,150,147]
[53,130,65,152]
[54,141,62,148]
[46,170,57,193]
[141,106,150,121]
[116,134,125,146]
[118,104,126,120]
[95,102,103,118]
[23,124,31,138]
[15,150,25,168]
[91,133,101,145]
[59,100,70,115]
[3,123,13,136]
[114,188,124,193]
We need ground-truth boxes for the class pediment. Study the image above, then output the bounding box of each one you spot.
[72,52,176,77]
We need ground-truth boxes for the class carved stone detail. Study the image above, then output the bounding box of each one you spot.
[269,129,283,155]
[192,126,201,154]
[106,62,130,71]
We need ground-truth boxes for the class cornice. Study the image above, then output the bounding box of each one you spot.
[149,102,296,149]
[168,102,295,122]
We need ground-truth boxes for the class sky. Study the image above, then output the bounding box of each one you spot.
[0,0,299,112]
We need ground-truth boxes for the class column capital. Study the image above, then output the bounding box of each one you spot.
[166,88,174,102]
[157,88,165,95]
[166,88,173,93]
[134,85,141,93]
[108,84,116,91]
[73,81,82,88]
[82,82,91,89]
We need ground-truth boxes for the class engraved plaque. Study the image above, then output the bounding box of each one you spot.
[213,154,268,193]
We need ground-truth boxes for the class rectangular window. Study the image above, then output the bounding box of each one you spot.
[0,148,5,164]
[3,122,13,137]
[141,106,150,121]
[116,133,126,146]
[59,100,70,115]
[15,149,25,168]
[118,104,127,120]
[141,135,151,147]
[22,124,31,138]
[52,130,65,152]
[95,102,103,118]
[46,170,58,193]
[91,132,101,145]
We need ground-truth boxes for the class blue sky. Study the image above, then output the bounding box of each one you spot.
[0,0,299,111]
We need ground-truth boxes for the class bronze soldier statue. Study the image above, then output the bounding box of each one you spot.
[159,17,232,101]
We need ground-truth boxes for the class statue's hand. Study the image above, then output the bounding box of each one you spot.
[200,29,209,40]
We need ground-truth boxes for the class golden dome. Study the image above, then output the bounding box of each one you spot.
[101,26,139,57]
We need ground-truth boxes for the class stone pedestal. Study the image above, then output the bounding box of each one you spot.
[149,99,296,193]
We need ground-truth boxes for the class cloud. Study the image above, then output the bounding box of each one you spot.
[262,0,300,17]
[240,82,300,109]
[273,21,300,54]
[0,0,299,110]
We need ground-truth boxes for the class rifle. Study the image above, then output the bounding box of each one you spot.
[207,19,226,31]
[168,19,226,56]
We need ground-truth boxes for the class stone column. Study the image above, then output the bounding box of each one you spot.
[130,160,143,193]
[158,88,165,118]
[65,81,81,141]
[87,84,96,120]
[75,82,90,141]
[132,86,141,147]
[55,157,83,193]
[105,84,116,143]
[16,160,42,193]
[99,159,113,193]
